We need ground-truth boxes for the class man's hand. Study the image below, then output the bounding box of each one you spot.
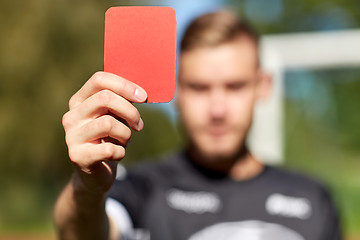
[55,72,146,240]
[62,71,147,194]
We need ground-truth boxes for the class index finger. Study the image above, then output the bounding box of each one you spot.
[69,71,147,109]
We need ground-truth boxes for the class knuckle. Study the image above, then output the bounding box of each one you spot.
[118,78,127,90]
[68,147,80,163]
[128,107,140,122]
[64,132,73,146]
[97,90,113,106]
[120,147,126,159]
[91,71,105,87]
[118,78,135,95]
[68,95,77,109]
[123,127,132,141]
[116,146,126,159]
[103,143,115,159]
[100,115,114,133]
[103,144,125,160]
[62,112,72,129]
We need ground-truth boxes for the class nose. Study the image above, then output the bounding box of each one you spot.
[209,89,227,119]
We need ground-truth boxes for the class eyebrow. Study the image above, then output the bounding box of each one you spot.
[179,77,254,85]
[178,80,209,88]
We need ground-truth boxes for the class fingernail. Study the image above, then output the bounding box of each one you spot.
[134,88,147,102]
[137,118,144,131]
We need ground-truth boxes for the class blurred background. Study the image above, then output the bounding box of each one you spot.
[0,0,359,239]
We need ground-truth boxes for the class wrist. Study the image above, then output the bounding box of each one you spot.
[71,171,108,199]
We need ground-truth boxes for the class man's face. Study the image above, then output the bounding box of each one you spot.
[177,37,268,161]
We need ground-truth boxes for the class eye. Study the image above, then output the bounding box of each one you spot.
[186,83,209,92]
[226,81,247,91]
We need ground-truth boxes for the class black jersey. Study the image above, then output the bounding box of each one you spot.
[108,152,341,240]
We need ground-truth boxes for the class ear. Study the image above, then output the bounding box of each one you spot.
[256,70,272,101]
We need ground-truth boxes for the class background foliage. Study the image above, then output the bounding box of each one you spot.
[0,0,359,238]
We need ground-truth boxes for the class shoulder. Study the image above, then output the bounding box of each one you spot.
[264,165,331,198]
[266,166,321,185]
[263,166,339,218]
[115,151,185,184]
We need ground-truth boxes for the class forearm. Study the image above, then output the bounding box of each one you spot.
[54,175,110,240]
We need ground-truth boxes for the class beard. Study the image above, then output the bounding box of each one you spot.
[181,123,251,174]
[188,136,248,162]
[177,112,253,172]
[186,138,250,175]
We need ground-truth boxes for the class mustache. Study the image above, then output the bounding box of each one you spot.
[200,123,236,132]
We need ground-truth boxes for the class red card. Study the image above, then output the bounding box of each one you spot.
[104,6,176,103]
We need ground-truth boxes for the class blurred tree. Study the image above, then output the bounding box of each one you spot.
[228,0,360,33]
[0,0,175,233]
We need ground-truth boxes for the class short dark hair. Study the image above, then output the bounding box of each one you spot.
[181,10,259,53]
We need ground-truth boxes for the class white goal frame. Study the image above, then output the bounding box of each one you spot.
[248,29,360,164]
